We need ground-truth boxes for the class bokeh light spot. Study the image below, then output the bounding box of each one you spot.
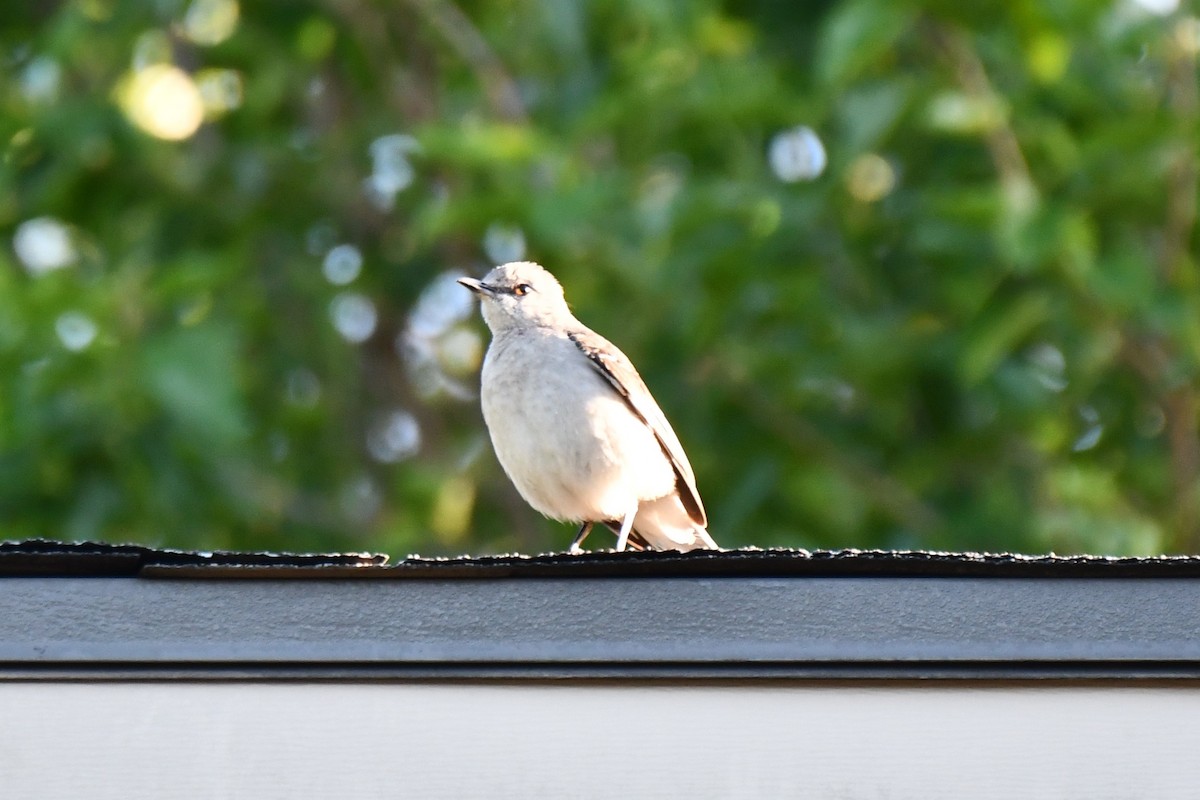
[20,57,61,104]
[367,409,422,463]
[1027,343,1067,393]
[769,126,827,182]
[1073,406,1104,452]
[1131,0,1179,15]
[183,0,240,46]
[1175,17,1200,54]
[322,244,363,286]
[1028,34,1070,84]
[55,311,98,352]
[927,91,1006,134]
[846,153,896,202]
[437,327,483,376]
[119,64,205,141]
[195,68,243,117]
[365,134,420,211]
[330,292,377,343]
[13,217,76,275]
[431,476,475,542]
[409,272,476,339]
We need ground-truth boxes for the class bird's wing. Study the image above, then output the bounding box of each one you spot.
[568,329,707,527]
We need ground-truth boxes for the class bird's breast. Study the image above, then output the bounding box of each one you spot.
[479,330,673,520]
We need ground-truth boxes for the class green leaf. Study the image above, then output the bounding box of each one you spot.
[816,0,916,87]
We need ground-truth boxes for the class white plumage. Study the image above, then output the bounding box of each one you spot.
[459,261,716,552]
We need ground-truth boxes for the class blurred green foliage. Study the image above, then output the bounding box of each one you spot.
[1,0,1198,556]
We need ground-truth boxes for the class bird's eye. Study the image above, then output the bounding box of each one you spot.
[512,283,532,297]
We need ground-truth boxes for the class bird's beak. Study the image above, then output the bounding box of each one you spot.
[457,277,494,296]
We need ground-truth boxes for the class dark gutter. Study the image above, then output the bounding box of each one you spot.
[3,540,1200,680]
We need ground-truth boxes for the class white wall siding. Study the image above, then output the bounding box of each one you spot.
[2,682,1196,799]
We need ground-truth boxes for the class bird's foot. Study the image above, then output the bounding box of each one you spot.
[568,522,593,553]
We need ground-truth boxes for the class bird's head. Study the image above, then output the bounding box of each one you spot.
[458,261,574,333]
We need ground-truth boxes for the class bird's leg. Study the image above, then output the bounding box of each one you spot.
[569,522,593,553]
[614,506,638,552]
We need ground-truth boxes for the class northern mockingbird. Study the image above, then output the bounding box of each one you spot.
[459,261,717,552]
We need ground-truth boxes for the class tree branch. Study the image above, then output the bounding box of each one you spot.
[928,22,1038,213]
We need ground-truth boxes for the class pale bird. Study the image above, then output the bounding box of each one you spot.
[458,261,717,552]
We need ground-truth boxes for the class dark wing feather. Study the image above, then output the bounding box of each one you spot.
[568,330,707,527]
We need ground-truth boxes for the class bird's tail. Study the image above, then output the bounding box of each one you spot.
[625,494,720,551]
